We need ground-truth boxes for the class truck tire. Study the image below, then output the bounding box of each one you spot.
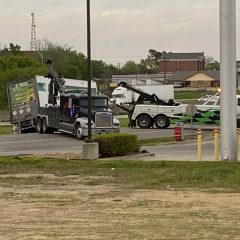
[75,125,85,140]
[41,118,55,134]
[36,118,43,134]
[42,118,48,134]
[137,115,152,128]
[48,128,55,134]
[155,115,170,129]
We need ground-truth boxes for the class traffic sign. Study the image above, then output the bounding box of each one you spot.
[186,104,197,116]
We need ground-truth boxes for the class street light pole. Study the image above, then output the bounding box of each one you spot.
[219,0,237,160]
[86,0,92,142]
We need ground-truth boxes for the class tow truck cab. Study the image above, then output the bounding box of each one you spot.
[60,94,109,121]
[58,93,120,139]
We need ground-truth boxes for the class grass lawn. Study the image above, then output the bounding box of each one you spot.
[174,90,215,100]
[118,117,129,127]
[0,125,13,135]
[0,156,240,189]
[0,157,240,239]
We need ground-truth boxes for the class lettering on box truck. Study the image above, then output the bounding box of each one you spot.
[9,79,35,107]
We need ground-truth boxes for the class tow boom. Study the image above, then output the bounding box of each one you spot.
[46,59,65,105]
[118,82,176,106]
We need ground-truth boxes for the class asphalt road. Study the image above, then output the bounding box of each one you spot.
[0,133,83,156]
[144,140,216,161]
[0,128,180,156]
[0,127,216,160]
[121,126,198,139]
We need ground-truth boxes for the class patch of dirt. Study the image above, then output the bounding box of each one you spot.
[0,174,240,239]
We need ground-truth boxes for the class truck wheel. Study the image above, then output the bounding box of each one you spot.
[42,118,48,134]
[47,128,55,134]
[137,115,152,128]
[155,115,170,129]
[36,118,43,134]
[75,125,84,140]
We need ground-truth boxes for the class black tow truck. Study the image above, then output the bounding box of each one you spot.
[7,60,120,139]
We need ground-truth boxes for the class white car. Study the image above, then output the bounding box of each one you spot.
[198,95,213,102]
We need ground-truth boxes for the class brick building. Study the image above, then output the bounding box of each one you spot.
[159,52,205,74]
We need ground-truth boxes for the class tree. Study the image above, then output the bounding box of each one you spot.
[139,58,160,74]
[9,43,21,55]
[138,49,162,74]
[92,60,107,79]
[0,55,47,109]
[101,64,119,80]
[121,61,140,74]
[205,56,220,71]
[38,40,118,81]
[148,49,162,64]
[38,40,87,79]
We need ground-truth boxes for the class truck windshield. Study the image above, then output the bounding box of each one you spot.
[80,98,108,108]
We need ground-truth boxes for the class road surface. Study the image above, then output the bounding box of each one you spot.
[0,133,83,156]
[0,127,216,160]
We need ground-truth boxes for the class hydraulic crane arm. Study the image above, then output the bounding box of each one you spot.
[46,59,65,105]
[118,81,174,106]
[118,82,147,95]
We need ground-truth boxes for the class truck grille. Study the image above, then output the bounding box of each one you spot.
[95,112,113,128]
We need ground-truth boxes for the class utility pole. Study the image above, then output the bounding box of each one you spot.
[82,0,99,160]
[219,0,237,161]
[86,0,92,142]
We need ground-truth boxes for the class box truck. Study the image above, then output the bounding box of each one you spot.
[110,83,174,105]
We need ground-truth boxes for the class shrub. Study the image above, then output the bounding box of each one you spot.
[94,133,139,158]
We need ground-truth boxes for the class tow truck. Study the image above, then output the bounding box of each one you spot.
[115,83,240,129]
[115,82,186,129]
[7,60,120,139]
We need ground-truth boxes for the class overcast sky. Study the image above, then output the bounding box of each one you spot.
[0,0,239,65]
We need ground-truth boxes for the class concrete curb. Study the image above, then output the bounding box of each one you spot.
[0,122,12,126]
[99,152,156,161]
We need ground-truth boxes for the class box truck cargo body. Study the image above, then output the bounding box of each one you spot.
[110,84,174,105]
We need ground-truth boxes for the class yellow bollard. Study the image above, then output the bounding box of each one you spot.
[197,129,202,161]
[214,129,219,161]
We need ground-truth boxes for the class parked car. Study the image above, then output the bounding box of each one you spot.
[198,95,213,102]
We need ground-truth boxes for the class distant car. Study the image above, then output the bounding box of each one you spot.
[174,84,184,88]
[198,95,213,102]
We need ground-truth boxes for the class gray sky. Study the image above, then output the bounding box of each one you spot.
[0,0,239,65]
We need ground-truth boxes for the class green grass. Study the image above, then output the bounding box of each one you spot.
[175,90,215,100]
[139,135,195,146]
[118,117,129,127]
[0,156,240,190]
[0,125,13,135]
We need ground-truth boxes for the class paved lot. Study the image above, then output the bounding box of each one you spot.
[0,133,83,156]
[0,114,218,160]
[0,129,217,161]
[144,140,216,161]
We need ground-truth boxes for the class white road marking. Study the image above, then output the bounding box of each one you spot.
[0,138,59,145]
